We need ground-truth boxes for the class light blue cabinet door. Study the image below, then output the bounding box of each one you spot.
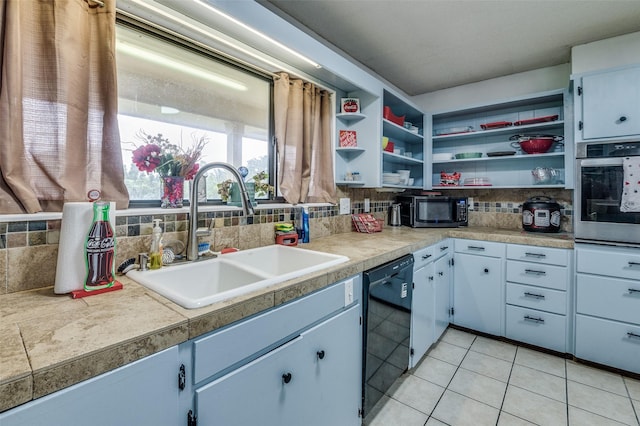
[453,253,503,336]
[434,254,451,341]
[298,304,361,426]
[410,262,435,368]
[581,66,640,140]
[0,347,180,426]
[195,304,361,426]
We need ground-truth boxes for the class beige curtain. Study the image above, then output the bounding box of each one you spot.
[274,72,336,204]
[0,0,129,213]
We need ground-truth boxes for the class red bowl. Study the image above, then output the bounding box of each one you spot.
[509,135,564,154]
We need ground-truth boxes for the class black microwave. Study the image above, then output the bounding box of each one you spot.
[396,195,468,228]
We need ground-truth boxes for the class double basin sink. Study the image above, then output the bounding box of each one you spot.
[126,245,349,309]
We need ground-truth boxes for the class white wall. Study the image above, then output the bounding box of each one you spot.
[411,64,571,113]
[572,31,640,75]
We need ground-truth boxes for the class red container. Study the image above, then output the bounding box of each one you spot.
[383,106,405,127]
[509,135,564,154]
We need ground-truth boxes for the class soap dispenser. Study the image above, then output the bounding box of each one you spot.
[149,219,164,269]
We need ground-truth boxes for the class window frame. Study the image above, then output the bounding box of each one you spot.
[115,17,280,208]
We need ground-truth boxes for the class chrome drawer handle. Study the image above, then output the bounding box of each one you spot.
[627,332,640,340]
[468,245,485,251]
[525,252,546,258]
[524,269,546,276]
[629,288,640,295]
[628,261,640,267]
[524,315,545,324]
[422,254,432,260]
[524,292,545,299]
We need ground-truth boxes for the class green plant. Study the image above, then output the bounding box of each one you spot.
[251,171,273,197]
[216,179,233,202]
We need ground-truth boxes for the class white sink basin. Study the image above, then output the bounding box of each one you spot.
[127,245,348,309]
[221,245,349,278]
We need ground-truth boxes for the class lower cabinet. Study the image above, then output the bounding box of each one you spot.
[195,304,361,426]
[186,275,362,426]
[0,346,181,426]
[410,240,451,368]
[452,239,505,336]
[433,250,452,341]
[575,244,640,374]
[504,244,572,353]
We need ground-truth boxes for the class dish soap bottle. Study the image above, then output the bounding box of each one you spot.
[149,219,164,270]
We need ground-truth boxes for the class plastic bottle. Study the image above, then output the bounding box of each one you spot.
[302,207,310,243]
[149,219,164,269]
[85,201,116,291]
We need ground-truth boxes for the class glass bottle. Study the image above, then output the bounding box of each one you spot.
[85,201,116,290]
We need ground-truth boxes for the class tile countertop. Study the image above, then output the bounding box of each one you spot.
[0,226,573,412]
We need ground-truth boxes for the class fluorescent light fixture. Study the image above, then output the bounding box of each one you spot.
[116,41,248,91]
[127,0,298,72]
[192,0,322,69]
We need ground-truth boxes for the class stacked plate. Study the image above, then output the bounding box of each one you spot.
[382,173,401,185]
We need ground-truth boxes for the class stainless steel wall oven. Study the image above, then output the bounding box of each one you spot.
[575,142,640,246]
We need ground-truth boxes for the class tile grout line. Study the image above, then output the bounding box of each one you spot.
[494,345,518,426]
[424,334,477,425]
[565,356,570,426]
[622,378,640,425]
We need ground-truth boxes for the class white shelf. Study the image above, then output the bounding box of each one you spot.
[382,151,424,165]
[434,184,566,190]
[432,120,565,142]
[433,152,564,164]
[336,180,366,186]
[336,112,366,122]
[383,119,423,144]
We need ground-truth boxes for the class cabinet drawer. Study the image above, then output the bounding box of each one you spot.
[413,245,436,269]
[435,239,452,258]
[454,239,505,258]
[193,278,353,384]
[506,282,566,315]
[575,314,640,374]
[506,305,566,353]
[576,244,640,280]
[576,274,640,325]
[506,260,568,291]
[506,244,568,266]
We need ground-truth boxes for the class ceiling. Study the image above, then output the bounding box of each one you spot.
[260,0,640,96]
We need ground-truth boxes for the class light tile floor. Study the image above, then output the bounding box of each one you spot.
[366,328,640,426]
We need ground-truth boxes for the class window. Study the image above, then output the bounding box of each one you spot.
[115,22,273,205]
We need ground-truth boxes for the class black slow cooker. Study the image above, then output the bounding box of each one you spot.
[522,196,562,233]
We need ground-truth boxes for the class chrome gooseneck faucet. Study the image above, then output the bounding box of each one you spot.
[187,162,254,261]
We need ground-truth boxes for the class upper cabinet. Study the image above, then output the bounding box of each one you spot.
[573,64,640,142]
[381,90,425,189]
[429,89,573,189]
[335,90,381,187]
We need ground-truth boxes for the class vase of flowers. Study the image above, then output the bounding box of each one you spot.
[131,131,207,208]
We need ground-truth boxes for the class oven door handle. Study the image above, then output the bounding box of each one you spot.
[579,158,625,167]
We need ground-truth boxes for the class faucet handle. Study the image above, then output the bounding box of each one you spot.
[138,253,149,271]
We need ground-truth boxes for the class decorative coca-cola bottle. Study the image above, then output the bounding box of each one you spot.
[85,201,115,291]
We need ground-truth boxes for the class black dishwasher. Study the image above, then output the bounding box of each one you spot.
[362,254,414,420]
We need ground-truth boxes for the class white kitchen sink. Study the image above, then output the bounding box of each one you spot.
[127,245,349,309]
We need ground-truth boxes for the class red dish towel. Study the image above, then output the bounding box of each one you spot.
[621,156,640,212]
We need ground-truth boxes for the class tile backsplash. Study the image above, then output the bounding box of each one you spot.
[0,188,572,294]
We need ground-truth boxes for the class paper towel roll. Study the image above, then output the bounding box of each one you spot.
[54,202,116,294]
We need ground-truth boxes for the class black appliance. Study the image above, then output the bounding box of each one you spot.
[362,255,414,420]
[576,142,640,245]
[522,196,562,233]
[396,195,468,228]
